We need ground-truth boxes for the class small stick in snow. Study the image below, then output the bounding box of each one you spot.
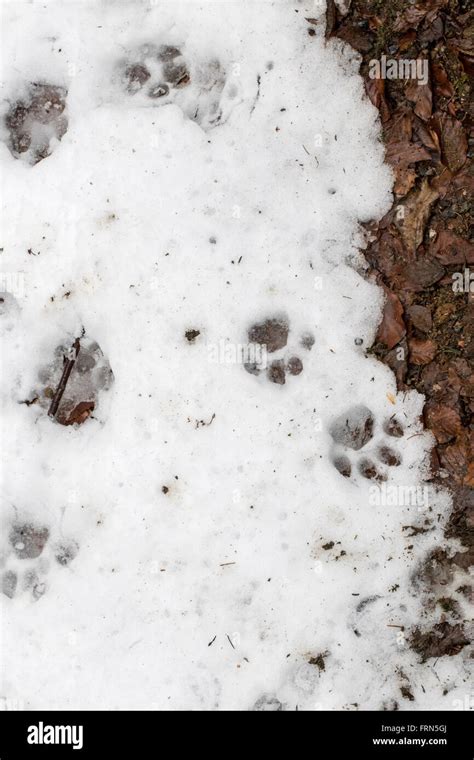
[195,413,216,429]
[47,337,81,419]
[19,396,38,406]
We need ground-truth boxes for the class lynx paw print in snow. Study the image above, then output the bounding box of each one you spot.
[1,520,78,602]
[29,334,114,426]
[117,42,228,128]
[244,316,314,386]
[330,406,404,481]
[4,83,68,165]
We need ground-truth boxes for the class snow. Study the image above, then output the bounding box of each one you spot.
[0,0,468,711]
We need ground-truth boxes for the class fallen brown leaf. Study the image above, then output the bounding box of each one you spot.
[452,547,474,569]
[385,141,431,176]
[411,622,469,661]
[365,77,390,123]
[431,59,454,98]
[336,23,373,53]
[446,486,474,544]
[406,80,432,121]
[439,115,468,172]
[397,179,439,253]
[393,6,429,33]
[408,304,432,332]
[325,0,337,39]
[415,121,440,153]
[57,400,95,426]
[430,168,453,196]
[439,436,469,484]
[399,31,417,51]
[419,14,444,44]
[392,258,445,291]
[383,339,408,387]
[430,229,474,265]
[384,109,432,196]
[409,337,437,365]
[377,288,406,349]
[453,16,474,56]
[366,230,405,280]
[424,402,462,443]
[464,462,474,487]
[435,302,457,323]
[421,362,463,406]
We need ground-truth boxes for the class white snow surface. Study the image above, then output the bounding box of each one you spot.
[0,0,469,710]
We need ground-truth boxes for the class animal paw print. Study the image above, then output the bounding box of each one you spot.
[244,316,314,385]
[0,292,21,333]
[330,406,404,480]
[117,42,228,128]
[252,693,284,711]
[122,44,190,95]
[4,83,68,164]
[1,520,78,601]
[28,334,114,426]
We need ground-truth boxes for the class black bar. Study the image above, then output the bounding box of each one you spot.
[0,710,471,758]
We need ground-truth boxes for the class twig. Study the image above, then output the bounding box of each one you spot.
[19,396,38,406]
[48,337,81,419]
[195,413,216,429]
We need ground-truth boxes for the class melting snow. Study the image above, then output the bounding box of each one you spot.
[0,0,464,710]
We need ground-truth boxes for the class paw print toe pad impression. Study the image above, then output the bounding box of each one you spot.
[246,316,310,386]
[330,408,403,481]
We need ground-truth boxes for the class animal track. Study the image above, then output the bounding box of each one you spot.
[122,44,190,95]
[333,454,352,479]
[0,292,20,332]
[2,51,226,165]
[10,523,49,559]
[4,83,68,164]
[378,445,402,467]
[245,316,314,386]
[1,519,78,601]
[116,42,230,128]
[330,406,404,481]
[252,693,284,711]
[3,44,233,167]
[29,334,114,426]
[248,318,289,353]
